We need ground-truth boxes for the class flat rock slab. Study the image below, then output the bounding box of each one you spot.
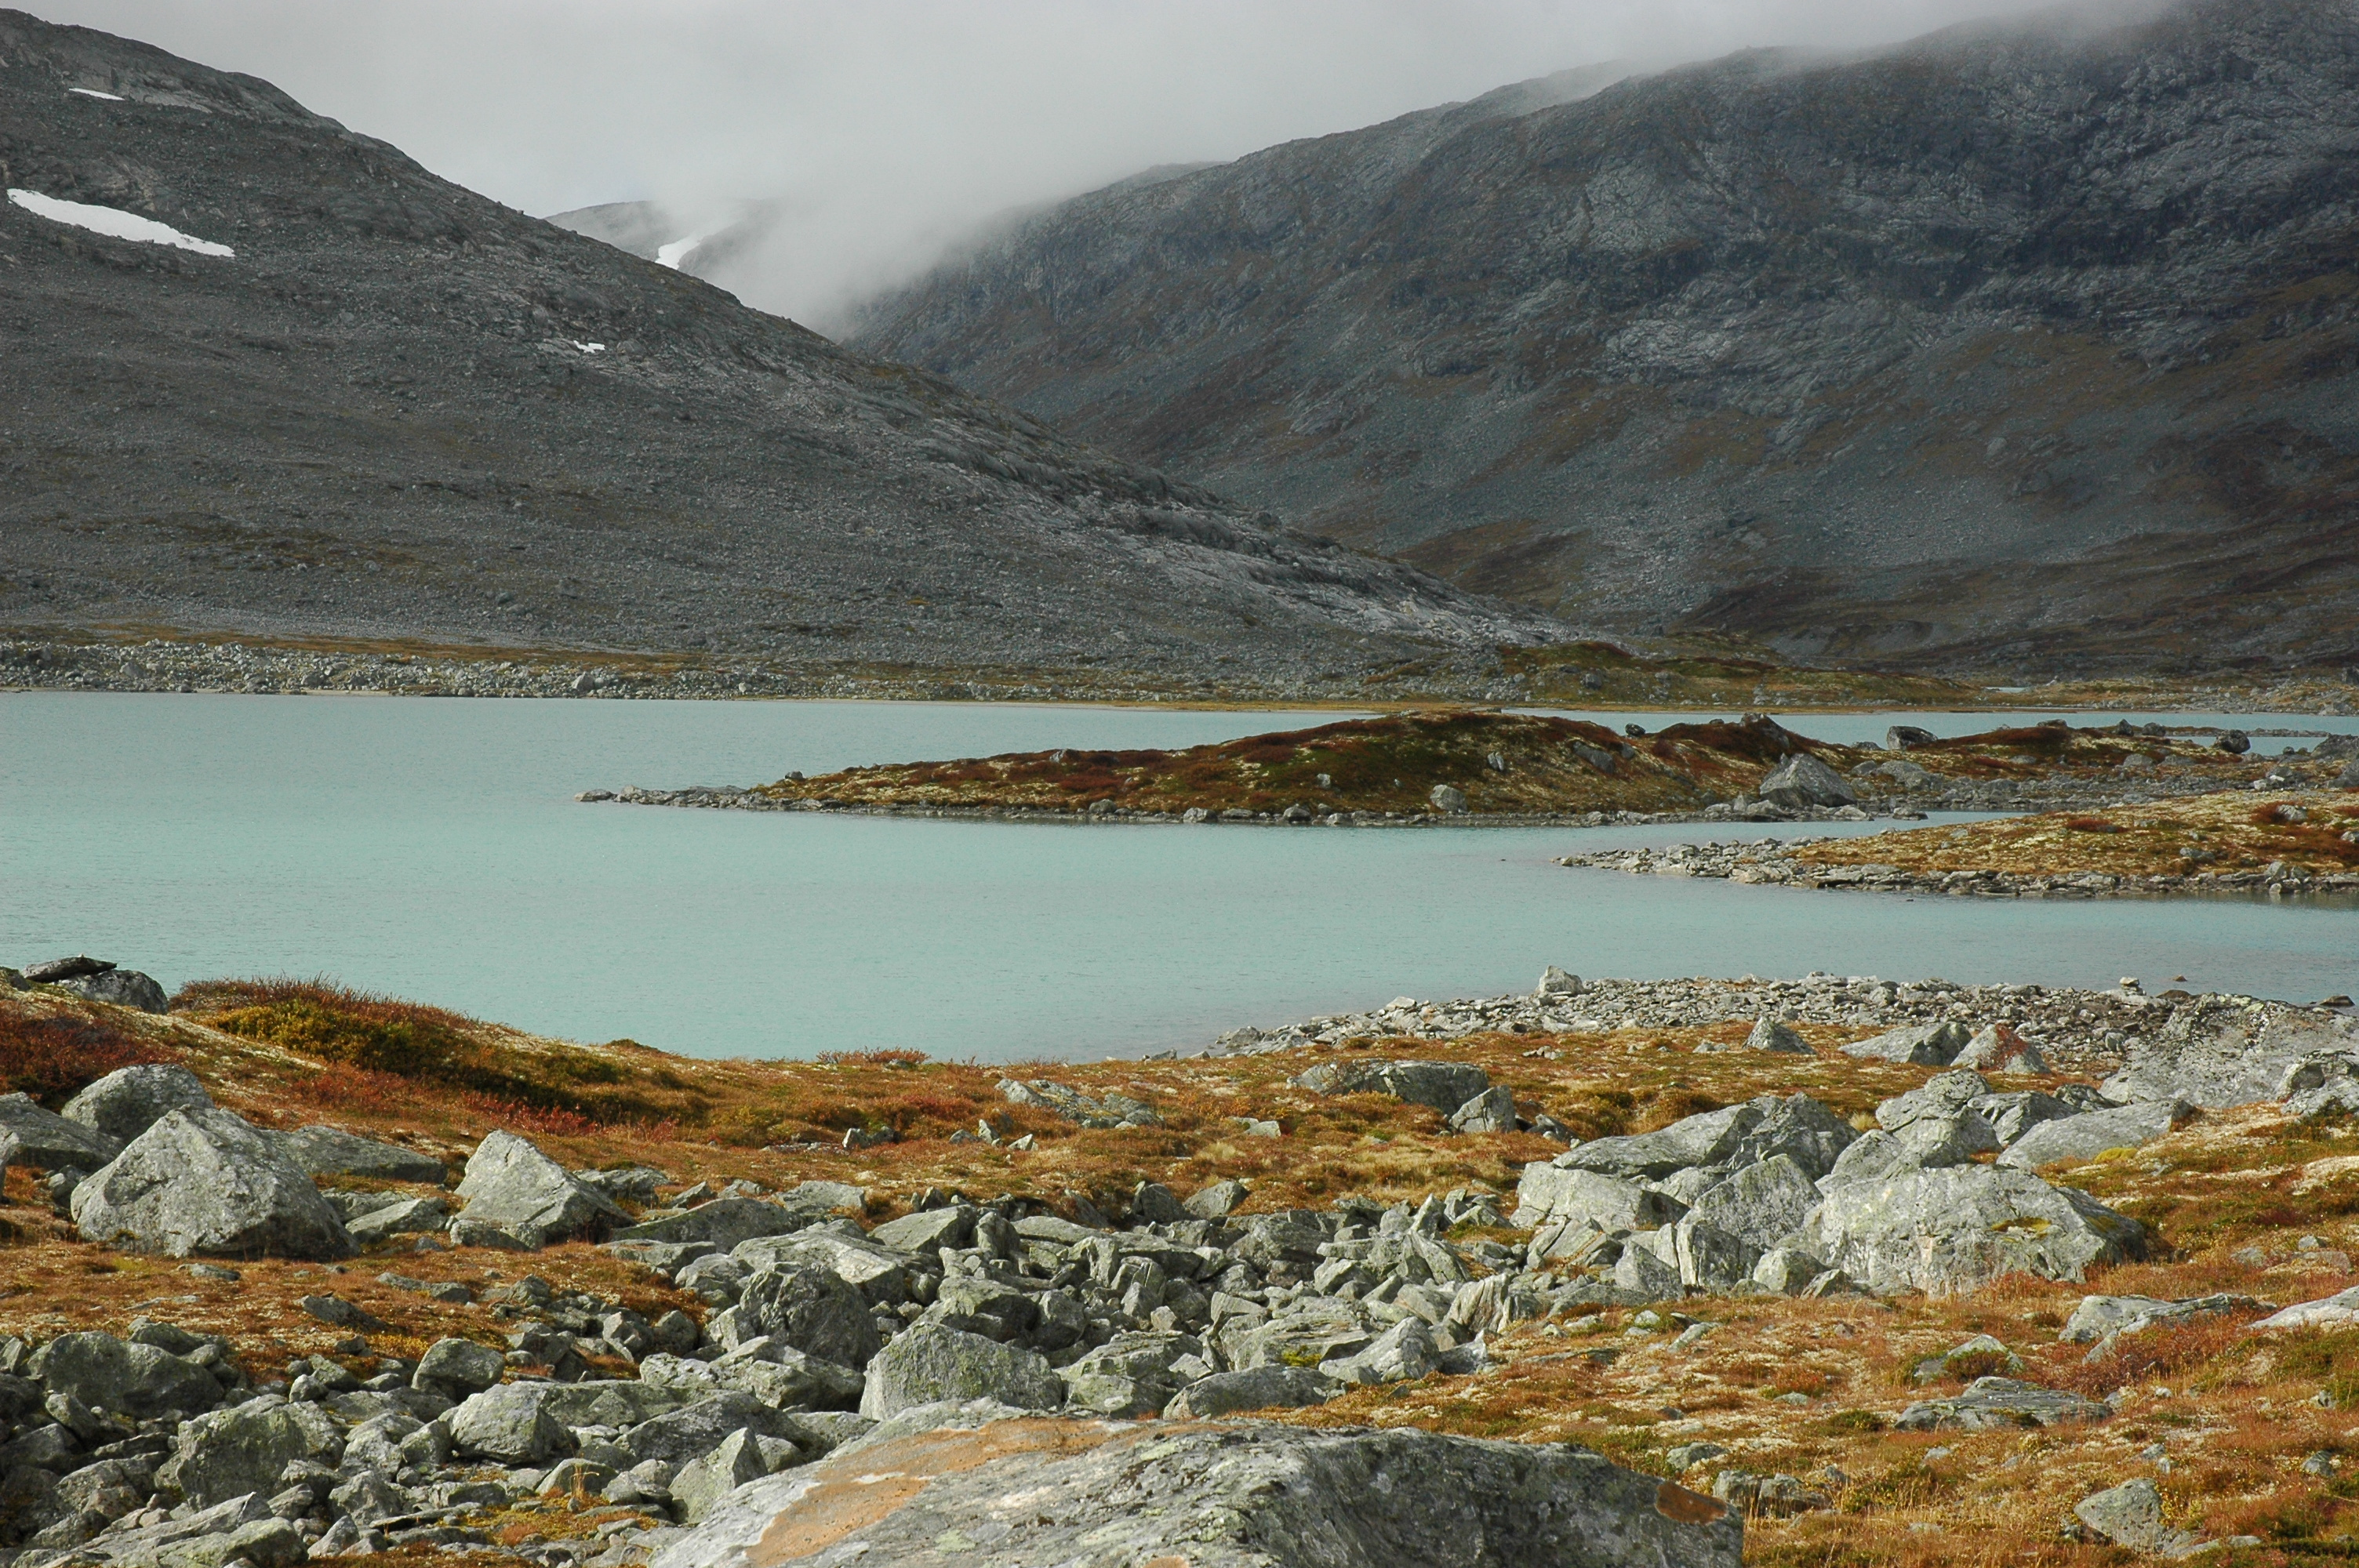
[279,1125,447,1183]
[1896,1377,2114,1431]
[2251,1285,2359,1330]
[0,1091,125,1172]
[613,1196,818,1250]
[1997,1101,2186,1169]
[655,1416,1743,1568]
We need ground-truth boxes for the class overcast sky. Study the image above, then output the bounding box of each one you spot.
[42,0,2087,330]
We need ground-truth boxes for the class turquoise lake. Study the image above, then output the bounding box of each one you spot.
[3,692,2353,1062]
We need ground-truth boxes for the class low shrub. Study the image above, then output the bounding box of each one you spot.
[0,1011,169,1106]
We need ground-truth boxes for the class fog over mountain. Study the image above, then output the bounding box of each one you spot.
[27,0,2125,329]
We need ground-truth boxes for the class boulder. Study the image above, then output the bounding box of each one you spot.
[668,1428,773,1524]
[2063,1294,2272,1345]
[734,1265,881,1370]
[1555,1102,1768,1179]
[20,955,112,983]
[2074,1478,2198,1554]
[1321,1317,1438,1386]
[1162,1363,1337,1420]
[156,1396,344,1507]
[1184,1179,1250,1220]
[447,1382,577,1465]
[1819,1131,1915,1189]
[412,1338,506,1398]
[738,1232,911,1305]
[1756,753,1856,809]
[1292,1059,1491,1116]
[71,1108,355,1260]
[1895,1377,2113,1431]
[1842,1020,1972,1065]
[451,1130,626,1248]
[1672,1217,1761,1289]
[867,1206,976,1253]
[60,1065,213,1145]
[1885,725,1936,751]
[1726,1094,1859,1181]
[2102,1005,2359,1109]
[613,1196,821,1250]
[859,1326,1065,1421]
[1876,1070,1993,1131]
[1448,1086,1518,1134]
[54,968,169,1014]
[346,1195,450,1244]
[2249,1285,2359,1331]
[1799,1165,2148,1295]
[1952,1023,2048,1073]
[1535,966,1582,997]
[1059,1331,1204,1415]
[1512,1167,1685,1232]
[35,1330,223,1420]
[1892,1112,2001,1168]
[1744,1018,1812,1054]
[1429,783,1468,813]
[1997,1101,2186,1169]
[0,1092,124,1173]
[1683,1156,1819,1253]
[653,1415,1745,1568]
[618,1392,820,1467]
[278,1125,447,1183]
[1968,1091,2080,1146]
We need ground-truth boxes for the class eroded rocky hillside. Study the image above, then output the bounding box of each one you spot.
[852,0,2359,677]
[0,11,1554,702]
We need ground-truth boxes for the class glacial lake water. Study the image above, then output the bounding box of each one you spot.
[4,692,2354,1062]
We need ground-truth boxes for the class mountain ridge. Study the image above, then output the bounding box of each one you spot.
[849,0,2359,676]
[0,9,1557,702]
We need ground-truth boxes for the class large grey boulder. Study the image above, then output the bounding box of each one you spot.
[1997,1101,2186,1169]
[278,1125,446,1183]
[1743,1018,1812,1054]
[451,1130,626,1248]
[1799,1165,2148,1295]
[1163,1363,1338,1420]
[654,1414,1744,1568]
[1896,1377,2113,1431]
[2103,1004,2359,1109]
[1841,1020,1972,1065]
[1876,1070,1992,1131]
[1448,1086,1518,1134]
[345,1195,449,1244]
[61,1065,213,1145]
[0,1092,124,1173]
[858,1325,1065,1420]
[156,1396,344,1506]
[71,1108,354,1261]
[54,967,169,1014]
[616,1392,829,1468]
[669,1428,776,1525]
[1321,1317,1438,1386]
[1292,1059,1492,1115]
[1968,1091,2080,1145]
[867,1206,976,1254]
[2062,1294,2270,1345]
[1891,1112,2001,1168]
[1511,1166,1685,1232]
[2249,1284,2359,1331]
[447,1382,578,1465]
[1060,1330,1205,1415]
[412,1338,506,1399]
[1725,1094,1859,1181]
[2074,1478,2198,1554]
[613,1196,817,1250]
[1555,1102,1770,1180]
[734,1265,881,1370]
[1684,1155,1819,1253]
[737,1232,911,1305]
[1757,753,1856,808]
[34,1330,224,1420]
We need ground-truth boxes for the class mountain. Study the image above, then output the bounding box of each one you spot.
[849,2,2359,677]
[543,198,784,281]
[0,11,1554,700]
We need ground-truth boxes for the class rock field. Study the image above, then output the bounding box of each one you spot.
[5,957,2359,1562]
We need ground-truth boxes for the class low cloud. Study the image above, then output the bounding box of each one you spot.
[40,0,2137,330]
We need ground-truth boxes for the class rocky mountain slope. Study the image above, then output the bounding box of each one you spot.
[850,0,2359,677]
[0,12,1554,702]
